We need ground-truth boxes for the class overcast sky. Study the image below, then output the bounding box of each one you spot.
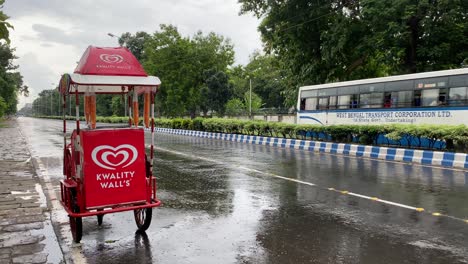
[4,0,262,107]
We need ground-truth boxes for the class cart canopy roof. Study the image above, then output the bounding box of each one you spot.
[59,46,160,94]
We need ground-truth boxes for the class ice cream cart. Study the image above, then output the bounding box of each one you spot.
[58,46,161,243]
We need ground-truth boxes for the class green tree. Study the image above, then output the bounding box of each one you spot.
[245,52,286,108]
[239,0,468,106]
[143,25,193,117]
[225,98,245,116]
[0,0,13,43]
[143,24,235,117]
[0,44,28,115]
[0,96,6,117]
[201,69,232,116]
[228,65,248,99]
[96,94,113,116]
[361,0,468,73]
[118,31,151,61]
[111,96,125,116]
[244,91,263,114]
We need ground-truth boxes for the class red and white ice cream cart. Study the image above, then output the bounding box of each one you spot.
[58,46,161,243]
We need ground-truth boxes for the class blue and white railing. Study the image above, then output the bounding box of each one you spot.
[152,128,468,169]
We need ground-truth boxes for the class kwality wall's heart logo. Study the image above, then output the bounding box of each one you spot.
[99,54,124,63]
[91,144,138,170]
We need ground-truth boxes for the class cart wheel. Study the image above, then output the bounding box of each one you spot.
[70,207,82,243]
[63,149,72,178]
[97,210,103,226]
[69,192,82,243]
[134,208,152,231]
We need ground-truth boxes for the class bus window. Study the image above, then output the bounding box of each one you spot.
[436,89,448,106]
[350,95,358,108]
[329,96,337,109]
[391,91,413,107]
[359,94,370,108]
[338,95,350,109]
[369,93,383,108]
[414,90,421,106]
[449,87,468,106]
[384,93,392,108]
[421,89,440,106]
[318,97,329,109]
[337,94,358,109]
[360,93,383,108]
[305,98,317,110]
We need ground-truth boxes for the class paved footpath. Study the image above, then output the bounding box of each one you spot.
[0,120,64,264]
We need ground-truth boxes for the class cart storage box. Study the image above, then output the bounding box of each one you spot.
[79,128,147,208]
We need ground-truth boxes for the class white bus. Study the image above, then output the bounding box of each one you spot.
[297,68,468,125]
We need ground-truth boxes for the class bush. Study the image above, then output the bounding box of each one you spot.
[38,114,467,151]
[191,117,205,131]
[326,125,355,143]
[275,123,295,138]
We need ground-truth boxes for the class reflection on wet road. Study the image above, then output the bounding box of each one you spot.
[18,118,468,263]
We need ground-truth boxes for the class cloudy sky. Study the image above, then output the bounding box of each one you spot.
[3,0,262,107]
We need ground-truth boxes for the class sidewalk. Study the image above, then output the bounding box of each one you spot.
[0,119,62,264]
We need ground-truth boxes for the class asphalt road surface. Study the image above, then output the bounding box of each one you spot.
[18,117,468,264]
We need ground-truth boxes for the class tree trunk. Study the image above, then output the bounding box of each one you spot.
[406,16,420,73]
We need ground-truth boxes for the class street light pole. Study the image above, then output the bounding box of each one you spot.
[108,33,120,45]
[108,33,127,117]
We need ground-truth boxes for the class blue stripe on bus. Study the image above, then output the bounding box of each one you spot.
[298,116,324,125]
[298,106,468,114]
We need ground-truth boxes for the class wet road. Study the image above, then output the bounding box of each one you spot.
[18,117,468,263]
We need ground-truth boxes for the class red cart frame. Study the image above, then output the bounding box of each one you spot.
[58,46,162,243]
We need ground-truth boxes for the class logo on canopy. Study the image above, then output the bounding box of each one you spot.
[99,54,124,64]
[91,144,138,170]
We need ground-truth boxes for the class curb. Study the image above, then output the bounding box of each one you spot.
[151,128,468,170]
